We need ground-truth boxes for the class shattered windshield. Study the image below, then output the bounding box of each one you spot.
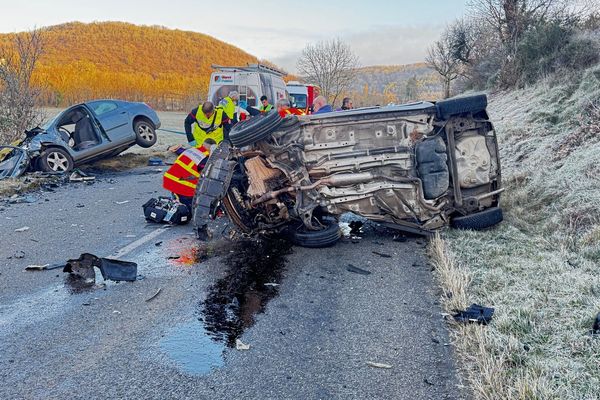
[0,146,29,179]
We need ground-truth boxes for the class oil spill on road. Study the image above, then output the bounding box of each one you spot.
[200,238,292,348]
[159,320,224,376]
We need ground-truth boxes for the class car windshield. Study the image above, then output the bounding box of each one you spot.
[289,94,307,109]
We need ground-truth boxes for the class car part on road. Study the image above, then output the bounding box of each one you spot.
[452,304,495,325]
[366,361,393,369]
[69,169,95,182]
[143,197,191,225]
[39,147,74,173]
[372,251,392,258]
[145,287,162,302]
[235,339,250,350]
[346,264,371,275]
[64,253,138,282]
[194,94,503,244]
[290,220,342,248]
[25,263,64,271]
[14,226,30,232]
[592,312,600,335]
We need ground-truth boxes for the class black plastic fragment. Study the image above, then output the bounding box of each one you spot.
[64,253,137,282]
[592,312,600,334]
[453,304,495,325]
[346,264,371,275]
[372,251,392,258]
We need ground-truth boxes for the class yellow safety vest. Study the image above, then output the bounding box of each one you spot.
[220,97,236,120]
[192,106,224,146]
[260,103,273,112]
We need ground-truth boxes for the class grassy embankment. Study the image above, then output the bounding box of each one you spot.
[430,65,600,399]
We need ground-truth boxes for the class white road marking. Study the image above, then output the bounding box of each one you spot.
[109,227,170,259]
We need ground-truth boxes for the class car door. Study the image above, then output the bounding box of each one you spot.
[87,101,132,145]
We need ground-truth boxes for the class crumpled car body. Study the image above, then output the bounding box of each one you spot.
[193,94,503,243]
[0,99,161,178]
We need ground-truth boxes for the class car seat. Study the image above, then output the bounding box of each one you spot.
[72,110,98,150]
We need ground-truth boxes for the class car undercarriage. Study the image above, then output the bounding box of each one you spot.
[193,94,503,246]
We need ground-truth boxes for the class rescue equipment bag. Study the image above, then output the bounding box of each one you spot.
[143,197,191,225]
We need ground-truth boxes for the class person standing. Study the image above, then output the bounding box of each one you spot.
[259,95,273,112]
[219,91,238,139]
[312,95,333,114]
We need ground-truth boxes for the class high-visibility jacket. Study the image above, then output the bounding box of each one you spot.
[260,103,273,113]
[192,106,224,146]
[278,108,305,118]
[163,146,210,197]
[219,96,236,120]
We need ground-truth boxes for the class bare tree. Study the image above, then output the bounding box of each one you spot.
[297,38,359,106]
[426,32,461,98]
[0,29,45,144]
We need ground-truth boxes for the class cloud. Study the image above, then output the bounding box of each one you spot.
[272,24,446,73]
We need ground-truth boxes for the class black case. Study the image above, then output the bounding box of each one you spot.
[143,197,190,225]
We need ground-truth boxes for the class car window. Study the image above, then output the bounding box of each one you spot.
[289,94,307,109]
[88,101,118,116]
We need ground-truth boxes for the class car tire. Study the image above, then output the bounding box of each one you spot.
[436,94,488,119]
[291,220,341,248]
[134,119,157,148]
[229,111,283,147]
[39,147,74,173]
[451,207,503,230]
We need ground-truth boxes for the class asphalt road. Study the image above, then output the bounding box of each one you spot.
[0,166,464,400]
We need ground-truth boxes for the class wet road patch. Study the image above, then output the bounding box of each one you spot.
[200,238,292,348]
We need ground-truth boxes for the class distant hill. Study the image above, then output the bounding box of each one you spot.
[0,22,264,109]
[347,63,443,106]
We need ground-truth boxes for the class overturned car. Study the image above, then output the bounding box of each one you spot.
[193,94,503,246]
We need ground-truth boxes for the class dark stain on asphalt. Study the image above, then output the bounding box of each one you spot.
[200,238,292,348]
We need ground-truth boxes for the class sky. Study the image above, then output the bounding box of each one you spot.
[0,0,468,72]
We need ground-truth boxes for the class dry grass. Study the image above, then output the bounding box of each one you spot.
[430,64,600,399]
[84,151,171,172]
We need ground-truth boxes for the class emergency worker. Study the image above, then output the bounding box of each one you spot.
[162,144,210,208]
[184,101,225,147]
[259,95,273,112]
[219,91,239,138]
[276,98,305,117]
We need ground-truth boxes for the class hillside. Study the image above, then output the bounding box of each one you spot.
[0,22,261,109]
[431,65,600,399]
[347,63,443,106]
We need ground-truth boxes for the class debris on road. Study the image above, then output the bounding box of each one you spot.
[14,226,30,232]
[235,339,250,351]
[8,194,38,204]
[145,288,162,302]
[393,235,407,242]
[115,200,130,205]
[148,157,165,166]
[25,263,64,271]
[64,253,138,283]
[349,221,363,234]
[339,222,352,237]
[346,264,371,275]
[453,304,495,325]
[366,361,393,369]
[264,282,279,287]
[372,251,392,258]
[69,169,95,182]
[155,241,163,247]
[143,197,191,225]
[12,250,26,259]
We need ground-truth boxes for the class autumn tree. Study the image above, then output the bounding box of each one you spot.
[297,38,359,106]
[0,29,44,143]
[426,30,460,98]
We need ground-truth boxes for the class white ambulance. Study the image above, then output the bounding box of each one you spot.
[208,64,288,112]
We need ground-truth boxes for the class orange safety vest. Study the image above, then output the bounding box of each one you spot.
[163,146,210,197]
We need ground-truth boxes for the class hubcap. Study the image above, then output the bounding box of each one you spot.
[138,124,154,141]
[47,152,69,172]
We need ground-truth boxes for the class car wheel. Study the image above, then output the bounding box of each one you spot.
[229,111,283,147]
[134,119,157,148]
[291,220,341,248]
[436,94,488,119]
[451,207,503,230]
[39,147,74,173]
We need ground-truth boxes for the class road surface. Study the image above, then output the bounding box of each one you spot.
[0,166,464,399]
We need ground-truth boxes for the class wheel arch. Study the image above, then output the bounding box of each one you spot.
[132,115,156,131]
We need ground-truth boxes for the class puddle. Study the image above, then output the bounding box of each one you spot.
[160,320,224,376]
[200,237,292,347]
